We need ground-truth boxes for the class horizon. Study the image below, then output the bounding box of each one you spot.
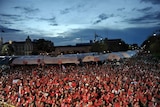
[0,29,158,47]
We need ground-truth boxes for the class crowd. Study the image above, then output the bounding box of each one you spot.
[0,55,160,107]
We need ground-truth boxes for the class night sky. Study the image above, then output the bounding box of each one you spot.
[0,0,160,46]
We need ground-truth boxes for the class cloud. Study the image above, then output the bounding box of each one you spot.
[0,13,24,23]
[60,8,72,14]
[93,20,102,24]
[155,12,160,19]
[136,7,152,12]
[38,17,58,26]
[14,6,39,14]
[117,8,125,11]
[0,19,14,25]
[99,13,109,20]
[93,13,111,24]
[1,25,159,46]
[50,24,58,26]
[0,25,21,33]
[125,12,160,24]
[0,13,21,18]
[0,13,21,21]
[77,4,85,9]
[39,17,56,22]
[0,13,24,28]
[140,0,160,4]
[60,3,85,15]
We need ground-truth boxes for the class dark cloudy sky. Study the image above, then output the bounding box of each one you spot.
[0,0,160,46]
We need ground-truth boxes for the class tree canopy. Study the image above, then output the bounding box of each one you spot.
[33,39,55,54]
[141,32,160,56]
[1,44,14,55]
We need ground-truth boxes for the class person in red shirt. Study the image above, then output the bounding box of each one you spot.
[113,98,121,107]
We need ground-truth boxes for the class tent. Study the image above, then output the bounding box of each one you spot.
[43,56,59,64]
[57,52,98,59]
[82,56,99,62]
[12,56,43,65]
[121,52,131,58]
[57,57,79,64]
[12,58,27,65]
[12,55,79,65]
[95,54,109,62]
[11,50,138,65]
[107,53,121,61]
[126,50,137,57]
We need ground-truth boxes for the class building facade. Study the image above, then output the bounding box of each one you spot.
[1,36,129,56]
[11,36,33,55]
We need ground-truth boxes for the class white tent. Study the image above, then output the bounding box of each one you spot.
[12,56,43,65]
[57,57,79,64]
[82,56,99,62]
[107,53,121,61]
[57,52,98,59]
[12,55,79,65]
[121,52,131,58]
[43,56,59,64]
[95,54,109,62]
[126,50,137,57]
[12,51,138,65]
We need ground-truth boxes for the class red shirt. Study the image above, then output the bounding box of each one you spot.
[114,102,120,107]
[82,95,88,103]
[104,94,110,103]
[72,82,77,87]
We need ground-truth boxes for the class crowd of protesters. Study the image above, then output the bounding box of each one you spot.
[0,55,160,107]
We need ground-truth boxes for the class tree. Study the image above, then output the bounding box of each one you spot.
[1,44,14,55]
[141,32,160,55]
[33,39,55,54]
[149,39,160,54]
[91,40,108,53]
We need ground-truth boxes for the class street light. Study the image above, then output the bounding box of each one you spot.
[153,33,156,36]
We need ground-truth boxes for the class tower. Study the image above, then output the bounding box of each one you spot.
[24,36,33,55]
